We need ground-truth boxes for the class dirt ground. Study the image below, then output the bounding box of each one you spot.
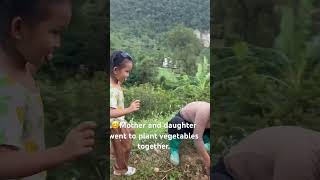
[109,141,209,180]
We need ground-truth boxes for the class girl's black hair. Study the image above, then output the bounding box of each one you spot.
[0,0,69,42]
[110,50,133,72]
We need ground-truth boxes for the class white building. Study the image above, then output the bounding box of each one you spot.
[194,29,210,47]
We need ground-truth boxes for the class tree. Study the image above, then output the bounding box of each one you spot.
[164,25,203,76]
[110,0,210,35]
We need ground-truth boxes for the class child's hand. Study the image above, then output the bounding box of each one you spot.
[129,100,140,112]
[60,121,97,160]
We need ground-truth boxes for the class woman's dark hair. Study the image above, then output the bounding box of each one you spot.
[110,50,133,72]
[0,0,70,42]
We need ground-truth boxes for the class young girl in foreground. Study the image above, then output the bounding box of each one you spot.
[110,50,140,176]
[0,1,96,179]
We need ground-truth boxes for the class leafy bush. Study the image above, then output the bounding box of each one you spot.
[124,57,210,121]
[213,0,320,158]
[124,83,183,120]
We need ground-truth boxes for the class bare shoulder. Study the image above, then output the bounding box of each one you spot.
[195,101,210,113]
[184,101,209,110]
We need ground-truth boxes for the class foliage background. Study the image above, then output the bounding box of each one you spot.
[212,0,320,159]
[36,0,108,179]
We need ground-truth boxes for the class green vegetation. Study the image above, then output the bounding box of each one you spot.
[213,0,320,159]
[110,0,210,179]
[13,0,210,179]
[111,115,209,180]
[35,0,108,179]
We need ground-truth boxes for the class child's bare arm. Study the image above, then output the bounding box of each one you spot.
[0,121,96,179]
[0,145,69,178]
[110,100,140,118]
[110,108,135,118]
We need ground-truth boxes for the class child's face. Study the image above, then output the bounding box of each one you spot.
[113,60,133,83]
[15,3,72,66]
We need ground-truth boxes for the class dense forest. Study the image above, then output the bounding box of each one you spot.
[213,0,320,159]
[110,0,210,120]
[111,0,209,35]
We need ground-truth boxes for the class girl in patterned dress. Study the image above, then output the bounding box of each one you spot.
[0,0,96,179]
[110,50,140,176]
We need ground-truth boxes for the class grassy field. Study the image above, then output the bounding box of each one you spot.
[109,114,209,180]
